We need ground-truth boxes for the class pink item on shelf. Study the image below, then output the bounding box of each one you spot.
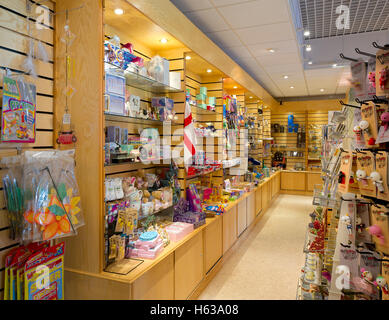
[165,222,194,242]
[135,235,162,250]
[129,242,164,259]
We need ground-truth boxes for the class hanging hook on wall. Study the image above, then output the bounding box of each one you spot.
[339,53,358,62]
[355,97,368,105]
[339,100,360,109]
[372,42,389,64]
[355,48,376,59]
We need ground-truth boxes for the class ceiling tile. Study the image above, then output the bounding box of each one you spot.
[248,40,299,57]
[255,52,301,66]
[224,45,252,59]
[216,0,289,29]
[186,9,229,32]
[210,0,246,7]
[264,63,303,74]
[170,0,212,13]
[206,29,243,47]
[235,22,295,45]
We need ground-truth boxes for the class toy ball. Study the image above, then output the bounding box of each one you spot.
[370,171,381,182]
[356,169,367,179]
[359,120,369,130]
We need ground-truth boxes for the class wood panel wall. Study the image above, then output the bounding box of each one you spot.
[0,0,56,299]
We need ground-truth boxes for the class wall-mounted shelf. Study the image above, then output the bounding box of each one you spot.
[105,62,182,94]
[105,113,179,126]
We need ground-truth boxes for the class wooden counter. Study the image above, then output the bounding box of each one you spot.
[280,170,322,195]
[64,171,281,300]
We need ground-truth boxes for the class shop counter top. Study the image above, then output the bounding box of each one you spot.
[65,171,280,285]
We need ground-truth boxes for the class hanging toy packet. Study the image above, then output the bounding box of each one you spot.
[1,76,36,143]
[22,150,84,242]
[24,242,65,300]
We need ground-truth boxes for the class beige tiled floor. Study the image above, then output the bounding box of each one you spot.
[198,194,312,300]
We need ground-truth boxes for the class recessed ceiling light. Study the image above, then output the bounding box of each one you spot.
[332,64,337,68]
[160,38,168,44]
[290,86,294,89]
[304,30,310,37]
[306,45,312,52]
[283,75,289,79]
[249,96,253,99]
[308,61,313,65]
[233,86,237,89]
[114,8,124,15]
[185,55,191,60]
[320,88,325,92]
[207,69,212,73]
[267,48,275,53]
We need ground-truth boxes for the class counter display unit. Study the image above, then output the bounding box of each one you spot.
[65,172,280,299]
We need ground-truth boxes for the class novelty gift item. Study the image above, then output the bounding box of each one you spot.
[2,77,36,143]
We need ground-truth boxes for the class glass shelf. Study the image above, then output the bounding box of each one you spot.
[104,62,182,94]
[193,105,217,115]
[105,113,180,126]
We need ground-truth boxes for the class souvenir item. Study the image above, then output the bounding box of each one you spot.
[356,151,376,197]
[376,112,389,144]
[370,171,385,193]
[24,242,65,300]
[350,60,367,97]
[367,225,385,245]
[2,77,36,143]
[22,150,84,241]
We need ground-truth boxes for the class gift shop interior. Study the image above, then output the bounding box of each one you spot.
[1,0,389,301]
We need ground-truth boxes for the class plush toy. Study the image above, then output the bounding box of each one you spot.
[367,224,385,245]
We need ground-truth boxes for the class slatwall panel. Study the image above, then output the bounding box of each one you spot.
[246,102,262,162]
[307,111,328,171]
[271,112,306,170]
[183,68,223,189]
[262,108,272,167]
[0,0,55,299]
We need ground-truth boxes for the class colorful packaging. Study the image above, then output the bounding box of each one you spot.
[24,242,65,300]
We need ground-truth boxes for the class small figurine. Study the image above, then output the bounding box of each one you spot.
[379,66,388,90]
[359,120,375,145]
[374,276,389,295]
[370,171,385,193]
[356,169,369,186]
[381,112,389,131]
[368,72,376,89]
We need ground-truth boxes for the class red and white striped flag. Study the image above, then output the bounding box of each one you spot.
[184,99,196,169]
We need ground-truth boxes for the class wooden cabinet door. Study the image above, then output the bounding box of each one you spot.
[255,187,262,216]
[237,199,247,236]
[281,172,306,191]
[247,193,256,226]
[175,232,204,299]
[133,254,174,300]
[307,172,322,191]
[262,182,269,210]
[204,217,222,273]
[222,206,237,254]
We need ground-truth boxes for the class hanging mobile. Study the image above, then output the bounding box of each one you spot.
[57,9,77,146]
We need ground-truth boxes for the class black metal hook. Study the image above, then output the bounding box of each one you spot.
[339,100,360,109]
[373,95,389,104]
[355,48,376,59]
[340,53,358,62]
[355,97,369,105]
[372,42,389,51]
